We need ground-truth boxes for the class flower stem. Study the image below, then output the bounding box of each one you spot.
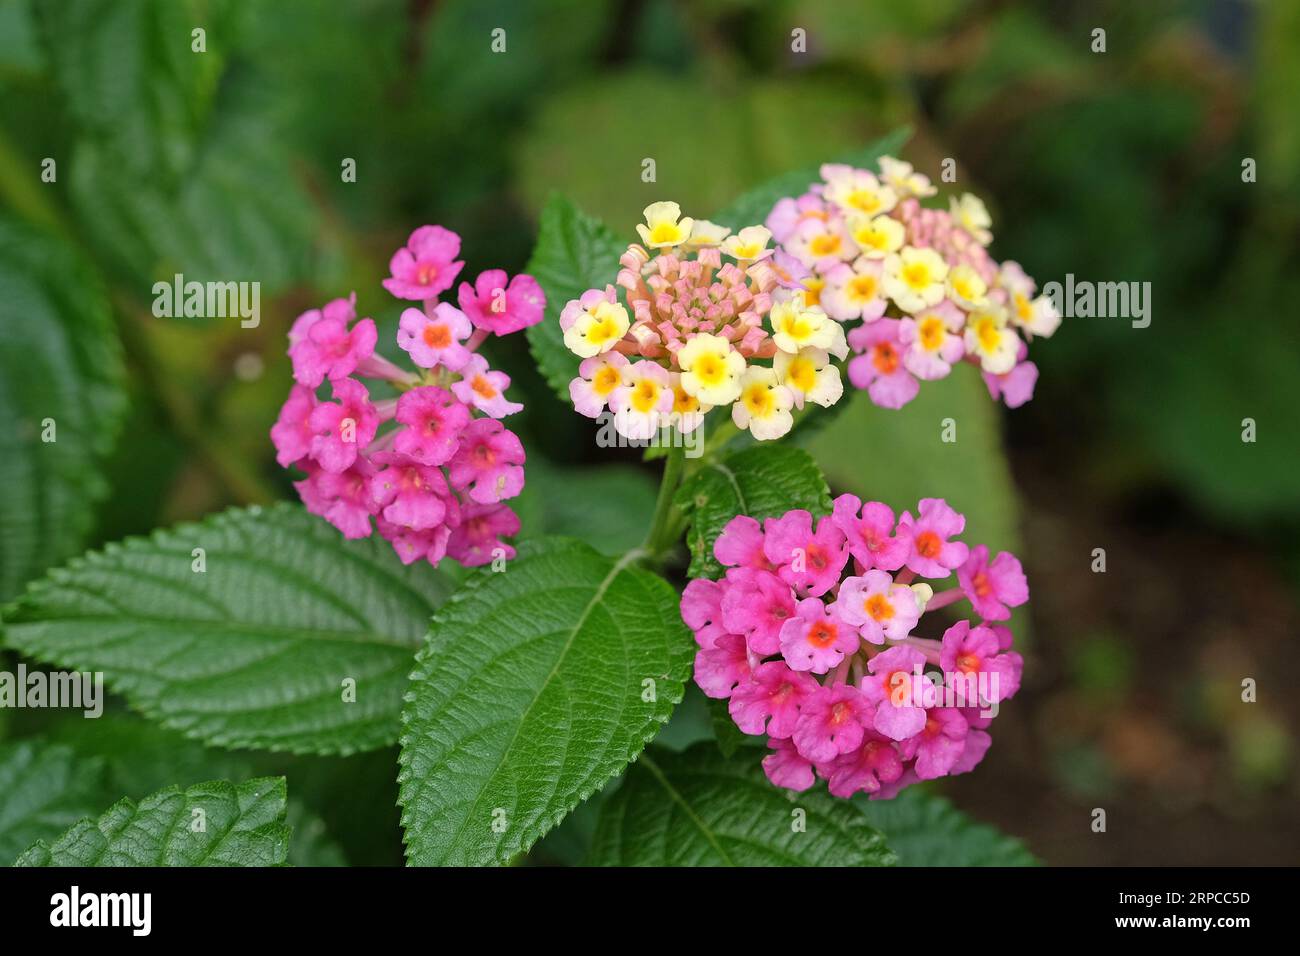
[643,444,687,562]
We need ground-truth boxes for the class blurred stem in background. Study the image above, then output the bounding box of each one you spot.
[643,444,685,565]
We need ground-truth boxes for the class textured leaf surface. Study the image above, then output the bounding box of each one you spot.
[524,194,627,403]
[586,744,895,866]
[675,445,832,579]
[399,538,693,865]
[856,789,1038,866]
[0,741,107,865]
[2,504,459,755]
[0,219,126,601]
[48,715,347,866]
[710,127,912,231]
[35,0,322,292]
[15,776,290,867]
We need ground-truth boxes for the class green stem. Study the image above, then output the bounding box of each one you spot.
[642,444,686,562]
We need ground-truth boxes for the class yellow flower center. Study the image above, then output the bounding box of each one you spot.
[780,314,813,341]
[903,262,932,290]
[975,317,1001,352]
[810,234,841,257]
[786,356,816,393]
[649,222,681,244]
[743,384,773,416]
[593,365,622,395]
[918,316,945,351]
[1015,292,1033,322]
[848,275,878,301]
[855,225,889,250]
[673,385,699,414]
[631,379,661,413]
[847,189,881,214]
[694,352,726,385]
[586,315,620,346]
[802,277,825,307]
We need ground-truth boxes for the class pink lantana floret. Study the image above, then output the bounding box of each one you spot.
[458,270,545,336]
[383,225,464,300]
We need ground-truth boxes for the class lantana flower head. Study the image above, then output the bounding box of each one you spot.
[766,156,1061,409]
[681,494,1028,800]
[272,224,542,567]
[558,202,851,442]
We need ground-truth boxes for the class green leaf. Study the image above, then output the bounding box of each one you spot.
[524,194,627,403]
[32,0,226,176]
[47,714,348,866]
[586,743,896,866]
[15,776,291,867]
[35,0,324,292]
[69,130,322,295]
[514,459,657,555]
[1,503,460,755]
[0,741,107,865]
[855,788,1038,866]
[675,445,832,579]
[710,127,912,231]
[0,219,126,601]
[398,538,693,866]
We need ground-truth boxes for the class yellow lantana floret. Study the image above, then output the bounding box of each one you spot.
[774,347,843,409]
[636,201,694,249]
[562,300,630,358]
[949,193,992,246]
[946,264,989,310]
[677,332,746,406]
[721,225,772,262]
[686,219,731,249]
[769,299,838,354]
[847,214,905,259]
[731,367,794,440]
[883,247,949,313]
[964,307,1019,374]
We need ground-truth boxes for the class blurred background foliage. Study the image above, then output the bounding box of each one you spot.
[0,0,1296,864]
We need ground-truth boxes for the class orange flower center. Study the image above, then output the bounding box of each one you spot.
[423,323,452,348]
[871,342,899,374]
[865,593,894,621]
[915,530,941,558]
[806,620,838,649]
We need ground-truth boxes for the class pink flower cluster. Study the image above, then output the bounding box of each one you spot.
[271,225,545,567]
[681,495,1027,799]
[766,156,1060,409]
